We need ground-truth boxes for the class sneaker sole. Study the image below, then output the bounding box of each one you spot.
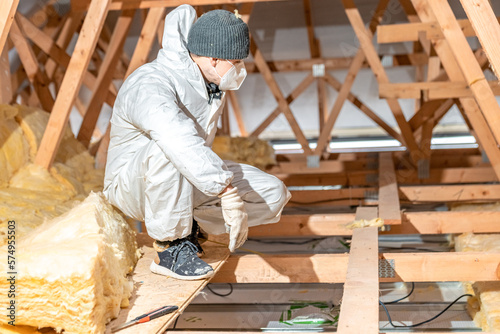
[150,261,214,280]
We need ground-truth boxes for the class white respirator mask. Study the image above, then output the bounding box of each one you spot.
[214,60,247,91]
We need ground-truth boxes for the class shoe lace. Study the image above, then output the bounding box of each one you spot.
[171,239,199,263]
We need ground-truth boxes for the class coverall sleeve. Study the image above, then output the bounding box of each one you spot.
[128,82,233,196]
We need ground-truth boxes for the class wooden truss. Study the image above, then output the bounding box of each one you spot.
[1,0,500,333]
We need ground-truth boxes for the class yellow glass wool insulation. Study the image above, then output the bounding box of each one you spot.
[212,136,276,170]
[455,233,500,331]
[0,192,140,333]
[0,104,30,187]
[0,104,106,245]
[346,218,384,229]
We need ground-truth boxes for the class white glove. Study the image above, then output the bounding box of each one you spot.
[219,187,248,252]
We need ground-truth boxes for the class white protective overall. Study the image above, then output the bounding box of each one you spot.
[103,5,291,241]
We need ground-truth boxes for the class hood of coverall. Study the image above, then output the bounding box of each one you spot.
[156,5,208,100]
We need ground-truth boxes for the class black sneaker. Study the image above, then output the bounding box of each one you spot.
[150,238,214,280]
[188,220,206,257]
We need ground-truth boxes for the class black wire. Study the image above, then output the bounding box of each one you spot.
[380,282,415,305]
[247,237,327,245]
[206,283,234,297]
[288,197,366,205]
[379,294,473,328]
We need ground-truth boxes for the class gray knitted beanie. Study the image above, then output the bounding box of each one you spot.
[187,10,249,60]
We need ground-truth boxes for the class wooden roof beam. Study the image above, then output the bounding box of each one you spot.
[35,0,111,169]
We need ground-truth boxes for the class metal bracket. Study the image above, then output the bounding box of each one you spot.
[379,259,395,278]
[312,63,325,77]
[418,159,430,180]
[307,155,320,168]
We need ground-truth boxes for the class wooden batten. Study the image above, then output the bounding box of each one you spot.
[212,252,500,283]
[378,152,401,224]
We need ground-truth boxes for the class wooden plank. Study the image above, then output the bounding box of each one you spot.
[269,160,368,175]
[107,233,230,334]
[425,0,500,146]
[379,81,500,99]
[355,206,378,220]
[460,0,500,79]
[377,18,498,43]
[212,252,500,284]
[0,0,19,52]
[378,152,401,224]
[400,184,500,202]
[77,9,135,148]
[35,0,111,169]
[125,6,165,77]
[249,211,500,237]
[0,45,12,103]
[342,0,420,157]
[277,166,498,187]
[250,37,312,155]
[288,188,374,207]
[337,226,379,334]
[290,184,500,206]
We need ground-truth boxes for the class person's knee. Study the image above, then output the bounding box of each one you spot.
[265,178,291,215]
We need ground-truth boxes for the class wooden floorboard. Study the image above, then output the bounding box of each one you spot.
[105,233,230,334]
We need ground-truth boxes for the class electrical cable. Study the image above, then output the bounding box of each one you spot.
[288,197,365,205]
[380,282,415,305]
[247,237,327,245]
[379,294,473,328]
[206,283,234,297]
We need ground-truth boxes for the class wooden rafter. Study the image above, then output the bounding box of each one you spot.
[77,9,135,148]
[35,0,112,169]
[0,0,19,52]
[460,0,500,79]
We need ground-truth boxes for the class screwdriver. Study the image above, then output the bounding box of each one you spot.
[112,305,179,332]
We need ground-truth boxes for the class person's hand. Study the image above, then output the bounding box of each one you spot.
[219,186,248,252]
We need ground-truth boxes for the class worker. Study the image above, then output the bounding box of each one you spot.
[103,5,291,281]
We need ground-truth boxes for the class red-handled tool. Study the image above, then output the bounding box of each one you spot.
[112,305,179,332]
